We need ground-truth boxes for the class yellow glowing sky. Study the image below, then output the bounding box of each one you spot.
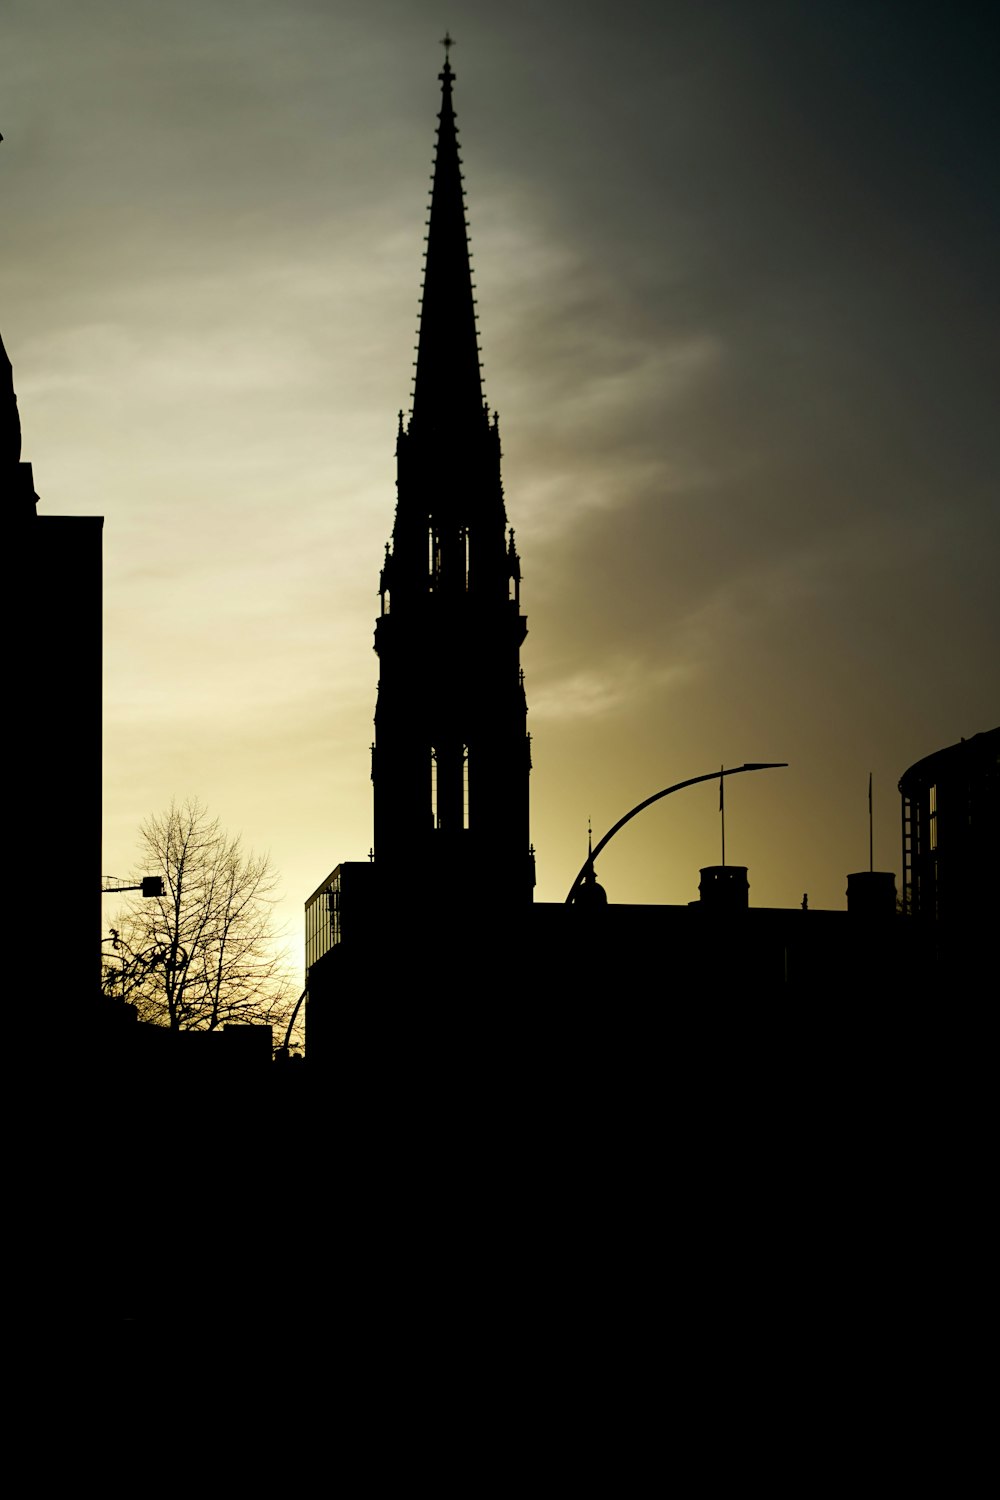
[5,1,997,975]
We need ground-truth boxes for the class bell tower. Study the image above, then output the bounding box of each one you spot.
[372,47,533,919]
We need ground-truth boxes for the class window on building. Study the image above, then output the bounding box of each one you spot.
[429,526,442,590]
[463,744,470,830]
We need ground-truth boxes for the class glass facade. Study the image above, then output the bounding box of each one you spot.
[305,872,338,974]
[304,861,377,982]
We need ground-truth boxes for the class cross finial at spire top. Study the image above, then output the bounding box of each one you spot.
[440,31,455,78]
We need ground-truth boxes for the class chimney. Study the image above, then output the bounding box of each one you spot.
[698,865,749,912]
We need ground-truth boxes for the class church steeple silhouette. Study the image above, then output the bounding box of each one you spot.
[372,48,533,916]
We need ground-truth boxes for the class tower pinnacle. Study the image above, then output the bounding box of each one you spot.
[411,45,483,430]
[2,332,39,518]
[1,332,23,466]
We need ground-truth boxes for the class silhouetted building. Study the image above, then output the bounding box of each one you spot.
[306,53,532,1041]
[899,727,998,979]
[6,333,104,1036]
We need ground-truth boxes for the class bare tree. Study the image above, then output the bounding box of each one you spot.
[105,799,293,1036]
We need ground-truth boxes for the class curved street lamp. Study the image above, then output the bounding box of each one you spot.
[564,762,788,904]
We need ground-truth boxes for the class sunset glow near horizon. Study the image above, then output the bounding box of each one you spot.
[5,1,997,979]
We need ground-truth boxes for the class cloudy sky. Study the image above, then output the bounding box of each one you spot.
[4,0,997,967]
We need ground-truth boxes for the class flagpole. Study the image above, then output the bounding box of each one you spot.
[720,764,725,867]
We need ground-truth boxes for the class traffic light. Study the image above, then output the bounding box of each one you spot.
[141,876,164,898]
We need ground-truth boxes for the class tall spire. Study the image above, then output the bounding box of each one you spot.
[371,44,533,915]
[410,45,484,430]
